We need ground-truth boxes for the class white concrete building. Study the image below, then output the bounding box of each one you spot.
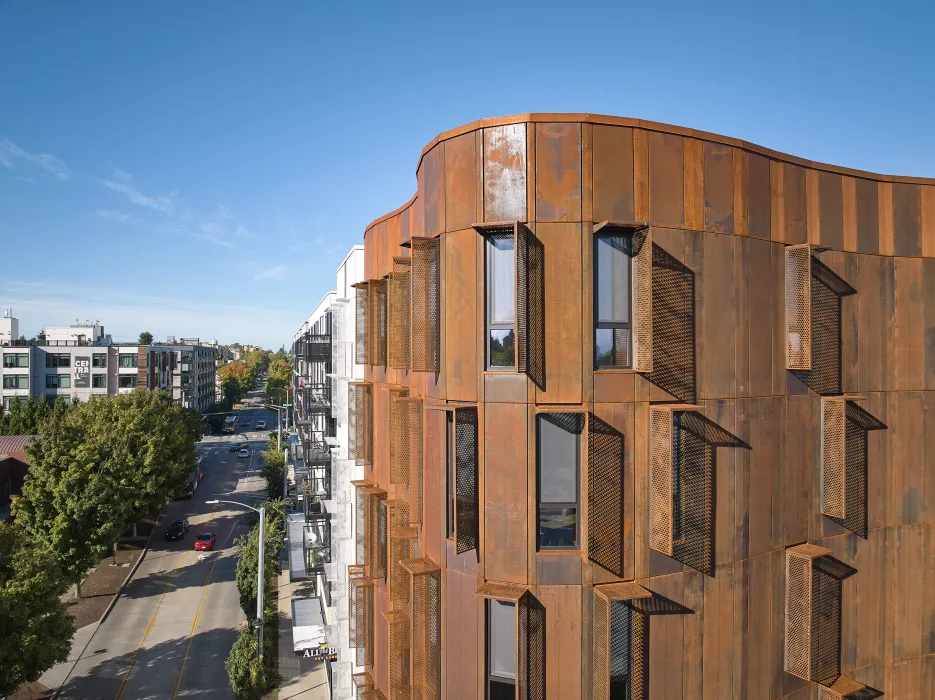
[286,245,364,698]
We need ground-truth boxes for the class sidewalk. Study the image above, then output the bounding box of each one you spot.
[276,562,330,700]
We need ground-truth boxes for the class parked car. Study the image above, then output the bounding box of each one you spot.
[165,520,189,541]
[256,420,267,430]
[237,447,250,458]
[229,442,248,453]
[194,533,216,551]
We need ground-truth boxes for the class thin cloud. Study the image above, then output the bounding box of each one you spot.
[98,167,175,212]
[253,265,288,282]
[0,138,71,180]
[93,209,133,224]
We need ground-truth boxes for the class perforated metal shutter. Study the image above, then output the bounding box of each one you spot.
[411,238,440,373]
[821,399,847,519]
[390,397,422,523]
[454,407,479,554]
[388,610,411,700]
[592,591,610,700]
[786,244,812,370]
[369,279,388,367]
[348,383,358,461]
[407,558,441,700]
[355,283,369,365]
[588,413,626,575]
[389,257,412,369]
[633,227,653,372]
[518,592,546,700]
[785,549,812,679]
[650,408,674,556]
[354,482,368,567]
[355,383,372,466]
[365,488,387,580]
[515,222,545,384]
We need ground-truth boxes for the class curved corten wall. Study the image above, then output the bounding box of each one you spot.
[358,114,935,700]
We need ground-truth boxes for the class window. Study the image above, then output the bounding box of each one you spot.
[118,375,138,388]
[46,353,71,368]
[487,600,516,700]
[486,234,516,369]
[2,397,13,409]
[46,374,70,389]
[446,412,455,539]
[45,395,70,407]
[594,234,633,368]
[3,353,28,368]
[118,354,138,368]
[92,374,106,389]
[92,353,107,368]
[537,413,581,549]
[2,375,28,389]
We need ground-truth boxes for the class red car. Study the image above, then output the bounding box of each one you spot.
[194,533,216,551]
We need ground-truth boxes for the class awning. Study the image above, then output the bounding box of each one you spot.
[292,596,326,654]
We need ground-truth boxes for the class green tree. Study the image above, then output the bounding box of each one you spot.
[13,390,197,596]
[4,396,24,434]
[0,524,75,696]
[138,331,154,345]
[226,621,271,700]
[259,448,284,499]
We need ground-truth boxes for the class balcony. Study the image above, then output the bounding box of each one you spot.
[304,333,332,360]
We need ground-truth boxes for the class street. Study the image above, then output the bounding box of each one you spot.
[55,389,281,700]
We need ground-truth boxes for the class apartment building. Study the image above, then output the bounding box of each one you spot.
[343,114,935,700]
[0,317,216,412]
[286,245,364,696]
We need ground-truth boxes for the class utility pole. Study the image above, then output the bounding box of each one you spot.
[256,504,266,657]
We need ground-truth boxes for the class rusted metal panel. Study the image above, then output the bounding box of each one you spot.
[518,592,546,700]
[484,402,528,584]
[704,142,734,233]
[683,138,704,231]
[535,122,581,222]
[592,125,635,222]
[922,186,935,257]
[423,145,445,238]
[389,258,411,369]
[445,132,477,234]
[784,163,808,244]
[746,152,771,240]
[633,130,650,222]
[484,124,527,223]
[588,412,626,576]
[893,182,922,257]
[820,171,845,251]
[649,131,684,228]
[444,230,478,402]
[856,177,880,254]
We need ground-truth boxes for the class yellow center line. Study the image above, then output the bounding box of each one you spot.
[114,550,190,700]
[170,516,242,699]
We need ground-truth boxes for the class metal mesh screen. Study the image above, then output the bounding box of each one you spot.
[821,400,847,519]
[411,238,440,373]
[390,257,411,369]
[516,223,528,374]
[795,265,844,395]
[349,573,373,664]
[376,498,388,579]
[785,245,811,370]
[411,566,441,700]
[633,228,653,372]
[671,413,715,576]
[355,483,368,567]
[390,398,423,523]
[518,593,546,700]
[612,603,637,700]
[812,565,843,685]
[350,383,373,466]
[353,672,374,700]
[786,550,813,679]
[843,412,868,538]
[389,394,409,487]
[649,409,673,555]
[588,413,626,576]
[454,407,479,554]
[649,243,696,403]
[389,612,411,700]
[631,609,648,700]
[369,279,388,367]
[593,593,610,700]
[356,283,369,365]
[388,500,416,610]
[366,489,387,580]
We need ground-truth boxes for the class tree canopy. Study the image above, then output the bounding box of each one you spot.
[219,361,254,405]
[0,394,53,436]
[0,524,74,696]
[13,390,198,591]
[138,330,154,345]
[234,507,285,620]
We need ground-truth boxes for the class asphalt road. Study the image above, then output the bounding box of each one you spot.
[56,389,281,700]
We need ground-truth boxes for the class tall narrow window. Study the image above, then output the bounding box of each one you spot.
[487,600,516,700]
[446,411,455,539]
[487,234,516,370]
[537,413,582,549]
[594,234,633,368]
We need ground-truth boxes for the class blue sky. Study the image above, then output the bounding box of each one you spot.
[1,1,932,349]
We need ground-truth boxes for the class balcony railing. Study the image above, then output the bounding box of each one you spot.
[305,334,332,360]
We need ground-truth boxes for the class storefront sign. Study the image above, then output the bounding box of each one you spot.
[295,643,337,661]
[74,356,90,388]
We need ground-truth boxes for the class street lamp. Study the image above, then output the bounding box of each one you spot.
[206,499,267,659]
[265,403,287,451]
[269,387,292,429]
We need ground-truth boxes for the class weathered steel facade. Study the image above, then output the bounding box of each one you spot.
[348,114,935,700]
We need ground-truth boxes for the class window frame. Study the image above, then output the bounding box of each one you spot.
[92,374,107,389]
[2,374,29,390]
[118,374,138,389]
[3,353,29,368]
[46,353,71,369]
[118,354,138,369]
[92,353,107,368]
[486,598,517,700]
[485,232,517,372]
[46,374,71,389]
[536,413,582,551]
[593,231,635,370]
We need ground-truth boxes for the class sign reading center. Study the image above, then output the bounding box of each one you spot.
[74,356,91,389]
